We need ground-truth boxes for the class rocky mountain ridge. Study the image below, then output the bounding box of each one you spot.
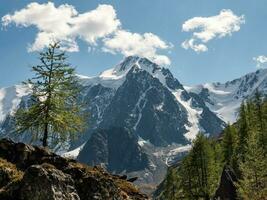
[186,68,267,122]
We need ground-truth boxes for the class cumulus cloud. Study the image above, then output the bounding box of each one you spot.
[253,55,267,68]
[2,2,171,65]
[2,2,120,52]
[103,30,172,65]
[181,9,245,52]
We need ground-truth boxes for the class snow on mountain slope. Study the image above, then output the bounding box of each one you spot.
[79,56,172,89]
[89,56,224,144]
[62,143,85,159]
[0,85,30,123]
[77,56,141,88]
[187,68,267,123]
[172,89,203,141]
[103,56,215,141]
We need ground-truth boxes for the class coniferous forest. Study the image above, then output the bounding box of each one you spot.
[155,92,267,200]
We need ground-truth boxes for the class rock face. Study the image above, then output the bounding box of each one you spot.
[78,127,149,173]
[91,57,225,146]
[97,66,189,146]
[20,164,80,200]
[214,166,238,200]
[0,138,148,200]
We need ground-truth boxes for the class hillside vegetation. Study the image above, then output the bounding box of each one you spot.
[155,93,267,200]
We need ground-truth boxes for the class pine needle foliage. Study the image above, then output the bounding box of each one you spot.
[15,42,86,148]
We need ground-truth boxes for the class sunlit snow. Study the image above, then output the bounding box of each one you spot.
[0,85,30,123]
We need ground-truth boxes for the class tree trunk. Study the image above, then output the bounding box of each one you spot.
[42,44,54,148]
[43,123,48,147]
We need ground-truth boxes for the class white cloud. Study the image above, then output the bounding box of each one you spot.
[2,2,120,52]
[2,2,171,65]
[181,39,208,52]
[103,30,172,65]
[181,9,245,52]
[253,55,267,68]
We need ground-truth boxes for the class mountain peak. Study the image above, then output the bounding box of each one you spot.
[93,56,164,87]
[187,67,267,123]
[116,56,140,72]
[114,56,161,74]
[77,56,168,89]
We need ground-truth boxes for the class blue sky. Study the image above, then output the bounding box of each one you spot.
[0,0,267,87]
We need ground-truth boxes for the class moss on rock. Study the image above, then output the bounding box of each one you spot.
[0,158,23,187]
[0,139,148,200]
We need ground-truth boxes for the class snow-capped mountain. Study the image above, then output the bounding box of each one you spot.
[0,58,266,191]
[0,56,229,189]
[0,56,225,144]
[75,56,225,146]
[2,56,266,190]
[0,85,30,126]
[186,68,267,123]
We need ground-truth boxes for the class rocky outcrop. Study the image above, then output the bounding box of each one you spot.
[214,166,238,200]
[0,138,148,200]
[21,164,80,200]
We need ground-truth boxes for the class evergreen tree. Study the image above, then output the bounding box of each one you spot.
[253,90,264,133]
[253,91,267,154]
[179,155,196,199]
[159,168,182,200]
[156,97,267,200]
[222,124,238,167]
[262,100,267,154]
[237,130,267,200]
[236,102,249,163]
[15,42,85,148]
[180,134,222,199]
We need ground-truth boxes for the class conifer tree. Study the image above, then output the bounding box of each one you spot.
[253,90,264,132]
[179,134,222,199]
[179,155,195,199]
[252,91,267,154]
[236,102,249,163]
[222,124,237,166]
[159,168,181,200]
[262,100,267,154]
[237,130,267,200]
[15,42,85,148]
[156,97,267,200]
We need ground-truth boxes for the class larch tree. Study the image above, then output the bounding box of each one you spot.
[15,42,86,148]
[252,90,267,154]
[222,124,238,169]
[237,129,267,200]
[159,168,181,200]
[236,102,249,164]
[179,134,222,199]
